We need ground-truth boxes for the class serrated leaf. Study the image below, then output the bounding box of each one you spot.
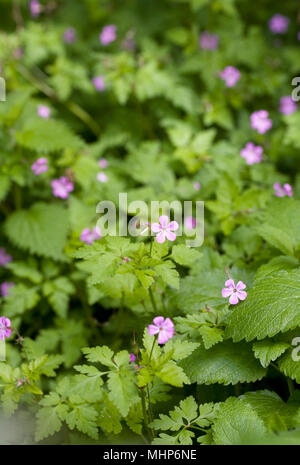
[253,340,290,368]
[225,269,300,342]
[180,341,266,385]
[4,202,69,261]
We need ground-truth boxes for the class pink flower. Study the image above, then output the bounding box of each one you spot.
[269,14,290,34]
[279,96,297,115]
[51,176,74,199]
[151,216,179,244]
[129,353,136,363]
[220,66,241,87]
[37,105,50,119]
[0,316,11,341]
[63,27,76,44]
[0,282,14,298]
[298,31,300,41]
[97,172,108,183]
[250,110,272,134]
[148,316,175,344]
[29,0,41,17]
[99,25,116,45]
[193,181,201,191]
[273,182,293,197]
[240,142,263,165]
[200,32,219,50]
[98,158,108,169]
[222,279,247,305]
[184,216,196,229]
[31,157,48,175]
[92,76,105,92]
[80,227,101,245]
[0,248,12,267]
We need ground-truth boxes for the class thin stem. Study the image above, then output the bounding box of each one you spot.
[16,64,101,136]
[148,287,158,314]
[287,378,295,397]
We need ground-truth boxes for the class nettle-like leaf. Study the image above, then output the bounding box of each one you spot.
[226,269,300,342]
[15,118,83,153]
[180,341,266,385]
[212,397,267,445]
[252,340,290,368]
[5,202,69,261]
[254,198,300,257]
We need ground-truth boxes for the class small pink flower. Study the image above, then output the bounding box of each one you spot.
[200,32,219,50]
[80,227,101,245]
[92,76,105,92]
[298,31,300,41]
[31,157,48,175]
[240,142,263,165]
[222,279,247,305]
[29,0,41,17]
[37,105,50,119]
[0,282,14,298]
[99,25,116,45]
[148,316,175,344]
[98,158,108,169]
[269,14,290,34]
[279,96,297,115]
[184,216,196,230]
[51,176,74,199]
[0,248,12,267]
[63,27,76,44]
[250,110,272,134]
[193,181,201,191]
[129,353,136,363]
[151,216,179,244]
[273,182,293,197]
[97,172,108,183]
[0,316,12,341]
[220,66,241,87]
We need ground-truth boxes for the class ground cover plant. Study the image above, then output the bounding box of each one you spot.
[1,0,300,445]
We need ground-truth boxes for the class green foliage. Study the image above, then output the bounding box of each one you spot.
[0,0,300,446]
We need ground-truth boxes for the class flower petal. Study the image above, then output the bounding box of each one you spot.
[237,290,247,301]
[168,221,179,231]
[159,215,169,228]
[225,279,235,288]
[165,230,176,242]
[155,231,166,243]
[148,324,159,336]
[153,316,165,326]
[236,281,246,290]
[151,222,161,233]
[157,330,169,344]
[229,293,239,305]
[222,287,233,298]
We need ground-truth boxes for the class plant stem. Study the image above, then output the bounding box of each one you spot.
[287,378,295,397]
[148,287,158,313]
[16,64,101,136]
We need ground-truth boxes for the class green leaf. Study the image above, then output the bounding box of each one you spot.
[253,340,290,368]
[212,397,266,445]
[65,404,98,440]
[107,367,139,416]
[82,346,115,367]
[171,245,202,267]
[4,202,69,261]
[225,269,300,341]
[255,198,300,257]
[180,341,266,385]
[15,118,83,153]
